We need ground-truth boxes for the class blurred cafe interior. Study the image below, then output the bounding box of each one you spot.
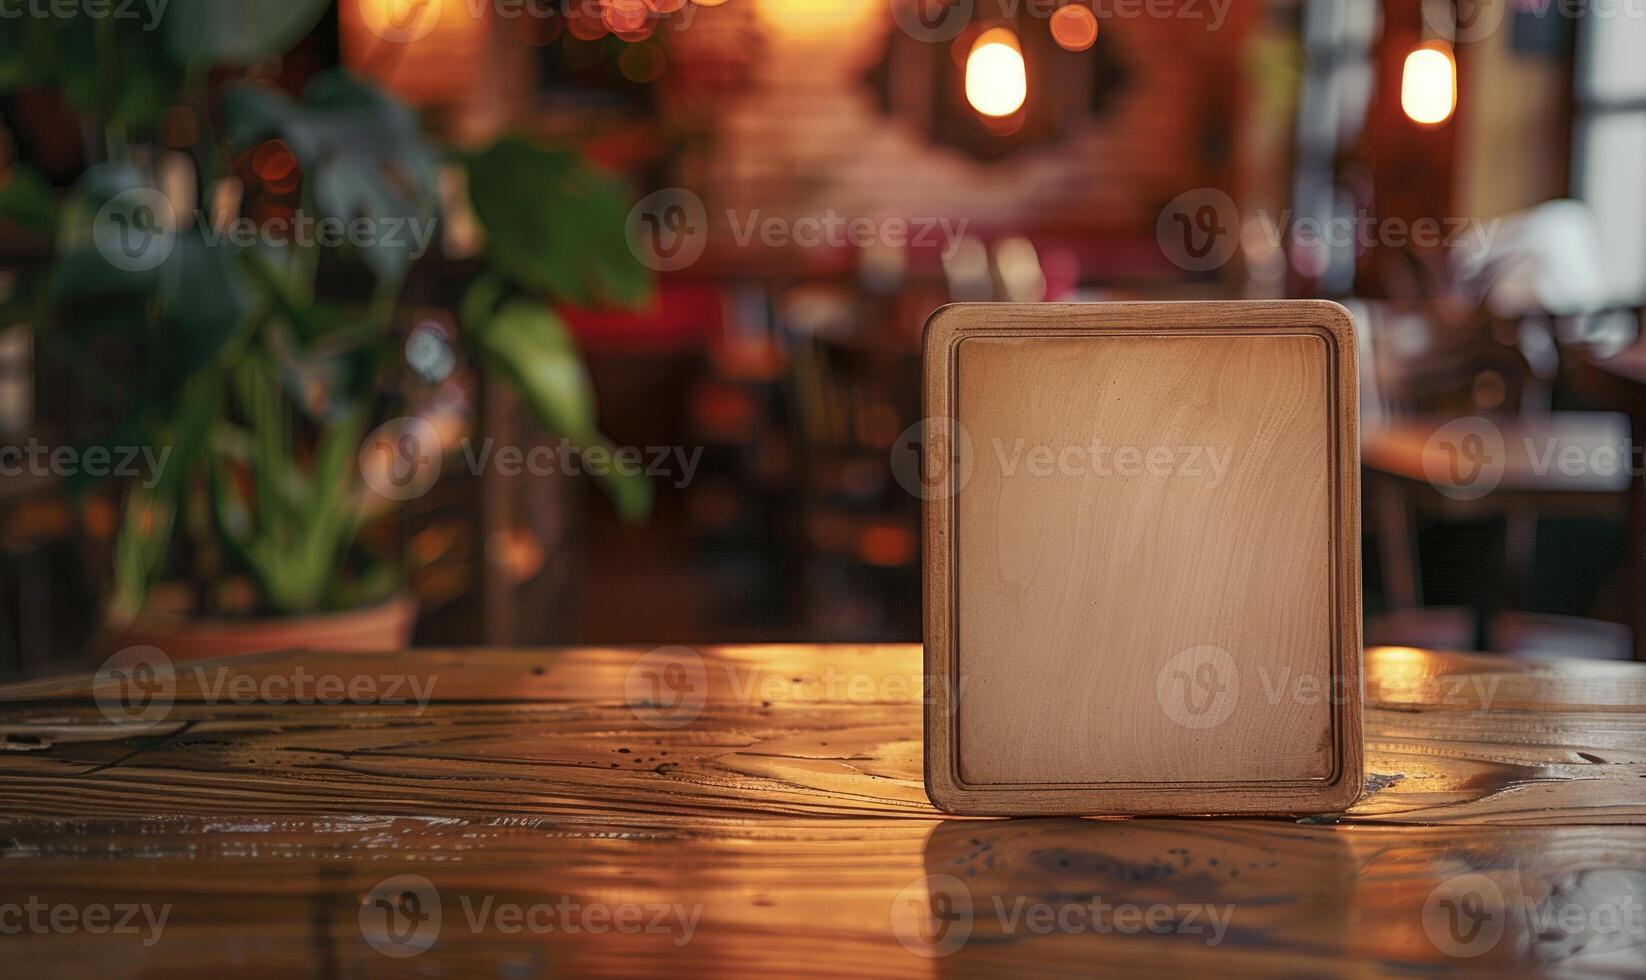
[2,0,1646,676]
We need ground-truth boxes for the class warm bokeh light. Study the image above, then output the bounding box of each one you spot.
[355,0,445,42]
[605,0,651,34]
[965,27,1028,118]
[857,522,916,567]
[755,0,879,35]
[343,0,487,105]
[250,140,298,186]
[1401,43,1457,126]
[566,11,611,40]
[1050,5,1099,52]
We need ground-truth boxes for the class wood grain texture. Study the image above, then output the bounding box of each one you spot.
[0,645,1644,978]
[924,302,1363,815]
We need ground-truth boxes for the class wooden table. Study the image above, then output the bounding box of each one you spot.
[2,644,1644,977]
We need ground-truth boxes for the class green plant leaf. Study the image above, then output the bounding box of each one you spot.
[161,233,258,368]
[52,165,255,363]
[49,162,168,303]
[477,300,596,440]
[163,0,331,67]
[108,365,225,618]
[474,299,652,519]
[109,487,175,622]
[221,72,440,282]
[463,136,653,309]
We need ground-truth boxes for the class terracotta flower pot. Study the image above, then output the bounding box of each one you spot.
[104,592,418,663]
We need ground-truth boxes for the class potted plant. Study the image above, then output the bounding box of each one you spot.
[0,1,652,659]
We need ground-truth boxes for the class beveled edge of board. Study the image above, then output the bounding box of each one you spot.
[921,301,1364,817]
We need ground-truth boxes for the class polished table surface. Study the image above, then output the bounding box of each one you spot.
[1,644,1644,977]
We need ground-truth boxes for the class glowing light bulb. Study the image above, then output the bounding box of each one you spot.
[965,27,1027,118]
[1050,5,1098,52]
[1401,43,1457,126]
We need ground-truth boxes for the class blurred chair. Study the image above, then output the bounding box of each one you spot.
[1466,200,1646,662]
[1355,289,1635,660]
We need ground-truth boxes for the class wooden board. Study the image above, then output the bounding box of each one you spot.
[923,302,1363,816]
